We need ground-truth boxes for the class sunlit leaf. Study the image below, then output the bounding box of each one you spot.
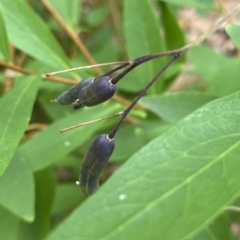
[0,3,10,62]
[0,150,35,222]
[111,120,170,161]
[1,0,71,70]
[18,167,55,240]
[0,206,20,240]
[157,0,214,9]
[47,91,240,240]
[48,0,80,30]
[122,0,165,93]
[208,59,240,97]
[188,46,230,83]
[140,92,216,123]
[0,75,41,175]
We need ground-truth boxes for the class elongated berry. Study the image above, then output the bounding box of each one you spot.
[79,134,115,195]
[72,76,116,108]
[53,78,94,105]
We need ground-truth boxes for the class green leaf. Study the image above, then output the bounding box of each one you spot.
[0,150,35,222]
[47,91,240,240]
[189,215,231,240]
[21,103,123,172]
[208,58,240,97]
[1,0,71,70]
[140,92,217,123]
[48,0,80,30]
[188,46,230,83]
[111,120,170,161]
[0,3,10,62]
[158,2,186,89]
[159,2,185,51]
[18,167,55,240]
[0,75,41,175]
[0,206,20,240]
[157,0,214,9]
[87,27,121,63]
[51,183,85,216]
[38,89,76,120]
[122,0,165,93]
[226,24,240,51]
[85,8,108,28]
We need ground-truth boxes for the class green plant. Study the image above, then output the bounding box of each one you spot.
[1,0,240,240]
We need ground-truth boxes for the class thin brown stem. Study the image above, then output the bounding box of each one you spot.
[225,206,240,212]
[41,0,103,76]
[45,75,78,85]
[0,60,33,75]
[0,60,79,84]
[26,123,47,132]
[60,111,123,133]
[45,61,127,77]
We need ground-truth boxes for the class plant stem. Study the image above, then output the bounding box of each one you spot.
[107,2,240,84]
[60,111,123,133]
[45,62,126,77]
[0,60,78,84]
[108,53,181,139]
[41,0,103,76]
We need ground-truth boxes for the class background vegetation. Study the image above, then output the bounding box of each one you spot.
[0,0,240,239]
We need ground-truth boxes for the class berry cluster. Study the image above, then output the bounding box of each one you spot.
[53,52,181,196]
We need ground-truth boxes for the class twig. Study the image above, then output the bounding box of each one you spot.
[60,112,123,133]
[26,123,47,131]
[45,61,128,77]
[0,60,79,84]
[225,205,240,213]
[107,3,240,138]
[41,0,103,76]
[0,60,33,75]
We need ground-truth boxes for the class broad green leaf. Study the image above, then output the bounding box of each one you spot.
[48,0,80,30]
[0,150,35,222]
[0,3,10,62]
[18,167,55,240]
[190,215,231,240]
[157,0,214,9]
[122,0,165,93]
[51,183,85,216]
[188,46,230,82]
[0,75,41,175]
[159,2,185,52]
[38,89,77,120]
[87,27,121,63]
[0,206,20,240]
[1,0,71,70]
[56,154,80,172]
[111,120,170,161]
[158,2,186,89]
[208,58,240,97]
[21,103,123,172]
[47,91,240,240]
[226,24,240,51]
[140,92,216,123]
